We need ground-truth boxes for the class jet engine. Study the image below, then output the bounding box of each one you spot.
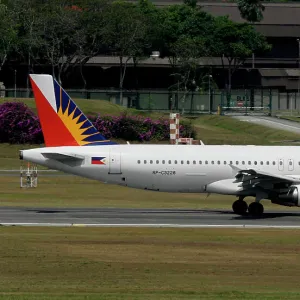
[272,185,300,207]
[205,179,243,195]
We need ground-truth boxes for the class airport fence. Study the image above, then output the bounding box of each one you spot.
[3,87,300,115]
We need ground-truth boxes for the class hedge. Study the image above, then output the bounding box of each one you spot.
[0,102,196,144]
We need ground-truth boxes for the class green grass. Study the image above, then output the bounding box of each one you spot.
[0,174,298,211]
[193,115,300,145]
[0,227,300,299]
[0,97,166,118]
[278,115,300,123]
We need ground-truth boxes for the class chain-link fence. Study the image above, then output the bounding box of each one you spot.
[4,87,299,116]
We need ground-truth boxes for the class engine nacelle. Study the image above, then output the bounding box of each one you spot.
[272,185,300,207]
[205,179,243,195]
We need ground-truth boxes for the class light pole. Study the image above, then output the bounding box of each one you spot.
[208,74,212,114]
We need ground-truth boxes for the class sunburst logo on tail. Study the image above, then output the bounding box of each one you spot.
[54,82,114,146]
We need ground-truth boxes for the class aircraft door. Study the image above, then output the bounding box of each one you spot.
[288,159,294,171]
[109,151,121,174]
[278,158,284,171]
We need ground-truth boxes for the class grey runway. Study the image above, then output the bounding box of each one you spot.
[1,207,300,228]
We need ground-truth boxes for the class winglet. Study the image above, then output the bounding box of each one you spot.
[30,74,117,147]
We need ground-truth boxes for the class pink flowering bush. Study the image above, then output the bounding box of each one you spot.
[92,114,195,142]
[0,102,196,144]
[0,102,43,144]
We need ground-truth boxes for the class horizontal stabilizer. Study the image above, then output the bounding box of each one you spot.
[42,152,85,162]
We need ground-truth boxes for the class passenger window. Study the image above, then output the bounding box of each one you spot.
[156,160,159,164]
[168,160,171,164]
[199,161,202,164]
[138,160,141,164]
[273,161,276,165]
[211,161,214,164]
[230,161,233,165]
[242,161,245,165]
[266,161,269,165]
[162,160,165,164]
[260,161,263,165]
[224,161,227,165]
[205,161,208,164]
[254,161,257,165]
[150,160,153,164]
[181,160,184,164]
[236,161,239,165]
[248,161,251,165]
[280,161,283,165]
[289,161,292,165]
[144,160,147,164]
[217,161,220,165]
[174,160,177,164]
[187,161,190,165]
[193,160,196,165]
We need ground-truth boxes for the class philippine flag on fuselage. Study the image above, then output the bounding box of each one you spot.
[91,157,106,165]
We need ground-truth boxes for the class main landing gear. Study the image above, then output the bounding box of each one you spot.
[232,197,264,216]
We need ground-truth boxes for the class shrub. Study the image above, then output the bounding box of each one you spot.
[0,102,196,144]
[92,114,196,142]
[0,102,43,144]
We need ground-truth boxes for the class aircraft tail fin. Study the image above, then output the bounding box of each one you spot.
[29,74,117,147]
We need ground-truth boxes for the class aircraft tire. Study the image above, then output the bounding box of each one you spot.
[232,200,248,215]
[248,202,264,217]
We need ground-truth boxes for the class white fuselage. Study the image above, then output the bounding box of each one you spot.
[21,145,300,194]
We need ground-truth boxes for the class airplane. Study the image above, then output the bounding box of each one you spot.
[20,74,300,216]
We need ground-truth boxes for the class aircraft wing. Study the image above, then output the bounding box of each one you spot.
[42,152,85,162]
[232,165,300,188]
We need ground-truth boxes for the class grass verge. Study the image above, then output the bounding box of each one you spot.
[193,115,300,145]
[0,227,300,299]
[0,175,296,211]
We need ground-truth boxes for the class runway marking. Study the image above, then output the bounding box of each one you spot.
[2,223,300,229]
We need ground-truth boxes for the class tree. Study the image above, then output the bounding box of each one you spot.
[6,0,45,94]
[211,16,271,107]
[237,0,265,23]
[169,36,207,114]
[37,0,87,84]
[102,1,148,105]
[159,3,214,59]
[0,1,18,73]
[76,0,110,89]
[134,0,160,90]
[158,2,214,112]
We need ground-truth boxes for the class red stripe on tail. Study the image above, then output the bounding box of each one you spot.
[30,78,79,147]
